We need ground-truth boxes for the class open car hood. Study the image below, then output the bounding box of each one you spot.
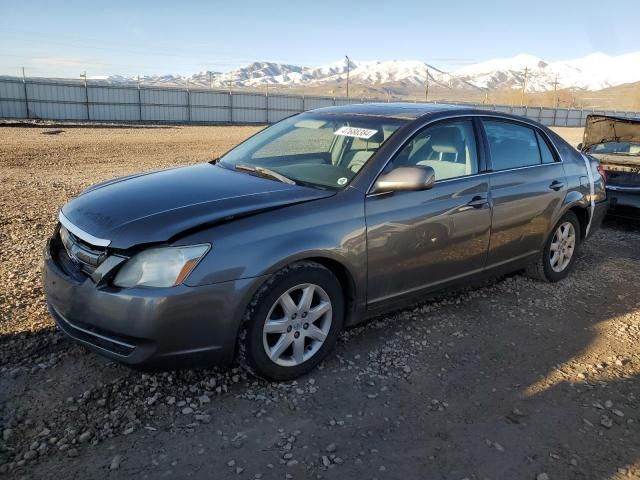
[581,114,640,152]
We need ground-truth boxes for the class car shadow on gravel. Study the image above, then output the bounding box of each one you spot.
[1,224,639,479]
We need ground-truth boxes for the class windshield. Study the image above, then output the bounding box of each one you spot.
[218,113,405,189]
[586,142,640,156]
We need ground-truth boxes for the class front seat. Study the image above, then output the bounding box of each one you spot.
[412,127,467,179]
[344,129,386,173]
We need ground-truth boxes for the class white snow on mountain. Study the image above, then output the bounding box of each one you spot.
[100,52,640,92]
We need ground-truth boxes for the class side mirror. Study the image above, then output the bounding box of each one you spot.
[371,166,435,194]
[576,143,583,151]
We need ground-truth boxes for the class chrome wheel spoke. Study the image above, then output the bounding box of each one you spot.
[292,339,305,364]
[306,301,331,323]
[264,318,289,334]
[298,285,315,312]
[550,241,560,252]
[269,334,293,360]
[279,293,297,318]
[306,324,327,342]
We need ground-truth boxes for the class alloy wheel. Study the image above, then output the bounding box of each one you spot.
[549,221,576,273]
[262,283,333,367]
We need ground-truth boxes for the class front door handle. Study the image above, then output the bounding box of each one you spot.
[467,195,489,208]
[549,180,566,191]
[457,195,489,212]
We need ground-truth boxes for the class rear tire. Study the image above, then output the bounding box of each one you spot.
[238,261,343,381]
[526,211,581,282]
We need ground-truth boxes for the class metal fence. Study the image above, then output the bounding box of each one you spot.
[2,76,640,127]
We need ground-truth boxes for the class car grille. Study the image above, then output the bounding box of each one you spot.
[52,224,107,280]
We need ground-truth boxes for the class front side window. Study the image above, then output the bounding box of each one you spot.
[388,119,479,181]
[219,114,405,189]
[484,120,545,170]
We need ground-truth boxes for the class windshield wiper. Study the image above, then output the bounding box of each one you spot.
[234,164,296,185]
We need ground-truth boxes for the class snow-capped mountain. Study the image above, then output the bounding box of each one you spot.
[454,52,640,91]
[97,52,640,92]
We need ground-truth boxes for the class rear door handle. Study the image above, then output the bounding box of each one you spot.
[549,180,565,191]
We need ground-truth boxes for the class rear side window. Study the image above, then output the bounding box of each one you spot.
[483,120,541,170]
[536,131,557,164]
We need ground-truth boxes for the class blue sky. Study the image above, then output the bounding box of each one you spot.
[1,0,639,78]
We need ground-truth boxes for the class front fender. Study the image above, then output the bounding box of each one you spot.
[180,189,367,301]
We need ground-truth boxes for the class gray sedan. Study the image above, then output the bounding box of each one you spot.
[43,103,609,380]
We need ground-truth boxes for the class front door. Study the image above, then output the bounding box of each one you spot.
[365,118,492,307]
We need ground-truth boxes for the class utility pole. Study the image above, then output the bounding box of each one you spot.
[521,67,529,106]
[208,71,213,89]
[80,71,89,120]
[345,55,350,98]
[552,74,559,107]
[425,68,430,102]
[22,67,29,119]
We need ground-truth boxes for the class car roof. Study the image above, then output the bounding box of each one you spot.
[310,102,465,120]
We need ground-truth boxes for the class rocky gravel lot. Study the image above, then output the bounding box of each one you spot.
[1,124,639,479]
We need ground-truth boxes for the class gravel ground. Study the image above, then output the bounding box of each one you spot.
[1,124,639,480]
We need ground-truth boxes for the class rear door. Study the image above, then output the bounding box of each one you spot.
[481,118,567,267]
[365,118,492,307]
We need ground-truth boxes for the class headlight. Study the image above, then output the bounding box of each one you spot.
[113,244,210,288]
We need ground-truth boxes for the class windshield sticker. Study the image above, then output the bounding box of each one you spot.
[337,177,348,186]
[334,126,378,139]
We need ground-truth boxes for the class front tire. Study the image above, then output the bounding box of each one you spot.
[526,211,581,282]
[238,261,344,381]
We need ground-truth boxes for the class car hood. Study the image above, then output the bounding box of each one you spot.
[581,114,640,152]
[61,163,335,249]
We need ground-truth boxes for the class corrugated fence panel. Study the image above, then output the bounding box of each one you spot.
[0,100,27,118]
[90,104,140,121]
[142,88,187,106]
[267,95,303,123]
[303,97,335,109]
[29,101,86,120]
[89,86,139,104]
[492,105,512,113]
[2,77,640,125]
[190,91,230,107]
[189,91,231,122]
[27,82,85,102]
[0,80,26,100]
[0,80,27,117]
[142,105,188,122]
[232,93,267,123]
[538,108,556,126]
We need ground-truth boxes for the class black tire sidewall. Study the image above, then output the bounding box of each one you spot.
[243,264,344,381]
[542,211,582,282]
